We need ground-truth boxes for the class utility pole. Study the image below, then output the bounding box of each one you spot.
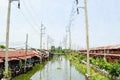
[104,47,106,61]
[40,24,42,50]
[68,26,71,50]
[65,29,68,49]
[5,0,11,78]
[40,23,45,50]
[84,0,91,79]
[63,36,67,49]
[5,0,20,78]
[24,34,28,72]
[47,35,49,50]
[75,0,90,78]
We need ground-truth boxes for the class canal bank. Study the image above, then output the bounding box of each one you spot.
[12,62,46,80]
[67,53,111,80]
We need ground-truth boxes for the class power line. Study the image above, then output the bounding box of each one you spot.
[11,2,40,35]
[21,0,41,28]
[27,0,42,23]
[19,10,40,35]
[66,0,78,50]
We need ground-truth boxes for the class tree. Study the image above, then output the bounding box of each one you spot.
[0,45,6,49]
[51,46,56,52]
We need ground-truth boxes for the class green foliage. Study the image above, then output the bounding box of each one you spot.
[56,46,62,53]
[67,54,111,80]
[12,64,46,80]
[108,63,120,77]
[51,46,63,53]
[0,45,6,49]
[90,58,120,77]
[70,53,120,79]
[3,68,12,79]
[57,46,62,51]
[51,46,56,52]
[19,60,23,68]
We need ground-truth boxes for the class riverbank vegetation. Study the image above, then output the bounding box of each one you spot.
[66,53,120,80]
[12,63,46,80]
[51,46,76,54]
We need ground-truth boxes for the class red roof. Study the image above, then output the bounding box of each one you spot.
[0,49,39,61]
[89,53,120,57]
[90,44,120,50]
[80,52,120,57]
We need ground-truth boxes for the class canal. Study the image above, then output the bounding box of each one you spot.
[30,55,85,80]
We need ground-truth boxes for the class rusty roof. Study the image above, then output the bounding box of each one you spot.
[0,49,39,61]
[89,53,120,57]
[81,44,120,50]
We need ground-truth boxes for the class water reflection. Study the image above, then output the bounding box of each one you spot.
[31,55,85,80]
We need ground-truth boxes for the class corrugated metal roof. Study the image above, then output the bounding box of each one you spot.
[89,53,120,57]
[0,49,41,61]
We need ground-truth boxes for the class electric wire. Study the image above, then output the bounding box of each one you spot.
[21,0,41,28]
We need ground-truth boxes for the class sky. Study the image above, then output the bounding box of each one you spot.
[0,0,120,49]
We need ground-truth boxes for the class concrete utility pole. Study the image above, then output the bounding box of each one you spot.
[68,26,71,50]
[40,24,42,50]
[47,35,49,50]
[24,34,28,72]
[40,23,45,50]
[65,29,68,49]
[104,47,106,61]
[75,0,90,78]
[84,0,91,79]
[5,0,20,78]
[5,0,11,77]
[63,35,67,49]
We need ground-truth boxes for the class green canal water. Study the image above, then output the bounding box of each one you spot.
[30,55,85,80]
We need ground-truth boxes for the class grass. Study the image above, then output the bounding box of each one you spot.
[12,63,46,80]
[67,54,111,80]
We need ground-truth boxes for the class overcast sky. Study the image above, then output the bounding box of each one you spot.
[0,0,120,49]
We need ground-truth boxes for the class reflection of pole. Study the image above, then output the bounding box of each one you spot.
[5,0,11,76]
[69,60,72,80]
[24,34,28,72]
[84,0,90,77]
[65,59,68,80]
[47,63,48,80]
[40,70,42,80]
